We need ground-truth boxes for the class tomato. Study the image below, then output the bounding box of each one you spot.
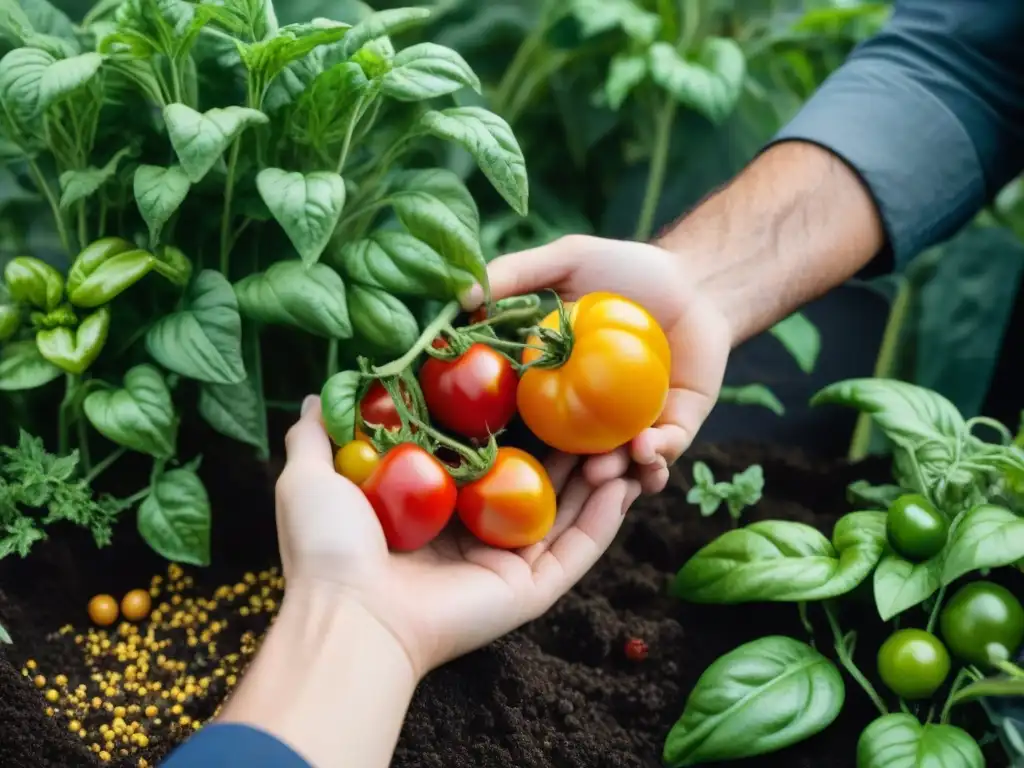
[518,292,670,454]
[359,380,409,432]
[939,581,1024,666]
[876,628,950,700]
[120,589,151,622]
[334,440,380,486]
[88,594,119,627]
[456,447,556,549]
[362,444,457,551]
[420,342,519,441]
[886,494,948,562]
[624,638,649,662]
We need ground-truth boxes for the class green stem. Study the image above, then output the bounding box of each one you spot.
[123,486,152,506]
[27,158,72,255]
[77,200,88,251]
[219,139,242,277]
[493,20,549,116]
[76,408,91,476]
[98,196,108,237]
[337,94,371,174]
[926,584,947,634]
[995,659,1024,678]
[326,338,339,378]
[634,98,677,242]
[797,602,815,645]
[372,301,461,377]
[940,668,976,724]
[504,52,570,126]
[824,602,889,716]
[85,447,126,484]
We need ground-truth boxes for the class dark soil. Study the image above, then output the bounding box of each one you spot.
[0,428,933,768]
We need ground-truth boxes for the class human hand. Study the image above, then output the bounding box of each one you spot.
[466,234,731,494]
[275,398,641,680]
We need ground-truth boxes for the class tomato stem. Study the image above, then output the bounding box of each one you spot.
[373,300,461,378]
[925,584,947,634]
[823,601,889,716]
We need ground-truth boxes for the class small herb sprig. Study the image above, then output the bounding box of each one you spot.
[686,460,764,525]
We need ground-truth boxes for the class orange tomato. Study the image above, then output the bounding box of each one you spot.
[88,594,119,627]
[456,447,556,549]
[518,292,670,454]
[334,440,380,486]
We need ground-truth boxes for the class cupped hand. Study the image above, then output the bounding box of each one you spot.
[276,397,641,680]
[466,235,731,494]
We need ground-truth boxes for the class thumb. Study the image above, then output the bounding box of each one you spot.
[283,395,334,470]
[462,236,584,308]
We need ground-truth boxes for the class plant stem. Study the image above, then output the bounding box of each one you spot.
[77,200,88,250]
[219,139,242,277]
[493,21,548,118]
[326,338,339,378]
[926,584,947,633]
[27,157,72,255]
[824,602,889,716]
[797,602,816,645]
[373,301,461,377]
[123,486,152,506]
[995,659,1024,678]
[76,409,91,476]
[337,94,371,174]
[85,447,126,484]
[634,98,678,242]
[940,667,975,724]
[98,196,108,237]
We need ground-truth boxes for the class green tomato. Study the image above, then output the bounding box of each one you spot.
[886,494,948,562]
[940,581,1024,666]
[877,628,950,700]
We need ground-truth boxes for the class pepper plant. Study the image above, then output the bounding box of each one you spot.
[664,378,1024,767]
[0,0,528,567]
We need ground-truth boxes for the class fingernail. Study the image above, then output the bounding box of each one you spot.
[301,395,317,416]
[621,482,642,516]
[459,283,483,310]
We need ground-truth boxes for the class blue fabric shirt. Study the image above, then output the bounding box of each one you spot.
[160,724,311,767]
[771,0,1024,269]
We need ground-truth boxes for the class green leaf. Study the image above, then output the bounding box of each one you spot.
[234,260,352,338]
[856,713,983,768]
[0,48,103,125]
[568,0,660,44]
[36,306,110,375]
[137,467,211,566]
[339,7,431,59]
[239,18,349,84]
[0,620,10,643]
[256,168,345,267]
[692,460,714,487]
[663,636,843,766]
[873,551,943,622]
[672,511,887,603]
[381,42,479,101]
[83,364,178,458]
[604,52,647,110]
[145,270,245,384]
[419,107,528,216]
[163,104,269,183]
[0,340,61,391]
[649,38,746,125]
[346,282,418,355]
[134,164,191,245]
[3,255,63,311]
[59,147,135,210]
[687,486,721,517]
[730,465,765,505]
[941,504,1024,585]
[198,330,268,459]
[320,369,362,445]
[950,677,1024,706]
[0,303,18,341]
[66,238,155,308]
[847,480,903,508]
[339,231,473,298]
[719,384,784,415]
[769,312,820,374]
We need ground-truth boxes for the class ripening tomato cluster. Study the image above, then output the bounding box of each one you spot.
[331,292,672,553]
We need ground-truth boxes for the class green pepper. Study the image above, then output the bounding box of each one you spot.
[4,256,64,312]
[66,237,156,308]
[153,244,193,287]
[0,303,19,341]
[36,306,111,374]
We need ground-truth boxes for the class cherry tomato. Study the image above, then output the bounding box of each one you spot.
[120,589,151,622]
[518,292,670,454]
[940,581,1024,666]
[88,594,119,627]
[334,440,380,486]
[362,444,457,551]
[886,494,948,562]
[624,638,649,662]
[456,447,556,549]
[420,342,519,441]
[876,628,950,700]
[359,380,410,432]
[469,307,488,325]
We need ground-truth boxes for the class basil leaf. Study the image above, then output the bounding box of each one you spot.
[257,168,345,267]
[0,48,102,125]
[568,0,660,43]
[605,52,647,110]
[873,552,943,622]
[339,7,431,59]
[238,19,349,84]
[138,467,211,566]
[769,311,820,374]
[145,270,245,385]
[419,107,528,216]
[36,306,110,375]
[847,480,904,508]
[59,146,135,210]
[320,369,363,445]
[648,37,746,125]
[347,282,418,355]
[0,339,61,391]
[942,504,1024,585]
[3,255,63,311]
[83,364,178,458]
[339,231,472,298]
[692,460,714,487]
[381,42,479,101]
[0,303,19,341]
[164,104,269,183]
[856,713,983,768]
[234,260,352,338]
[663,636,843,766]
[719,384,784,415]
[134,164,192,246]
[66,239,156,308]
[672,511,886,603]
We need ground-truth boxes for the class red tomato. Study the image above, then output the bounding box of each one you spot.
[456,447,556,549]
[420,342,519,441]
[360,380,410,432]
[624,638,649,662]
[362,444,457,551]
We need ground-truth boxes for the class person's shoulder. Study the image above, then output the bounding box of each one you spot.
[159,723,312,767]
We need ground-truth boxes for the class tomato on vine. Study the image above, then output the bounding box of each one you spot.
[876,628,950,700]
[940,581,1024,666]
[420,340,519,442]
[360,380,410,432]
[362,444,457,551]
[517,292,670,454]
[885,494,948,562]
[456,447,556,549]
[334,440,380,486]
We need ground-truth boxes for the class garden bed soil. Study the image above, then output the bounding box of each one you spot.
[0,426,895,768]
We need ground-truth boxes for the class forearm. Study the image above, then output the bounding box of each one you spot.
[217,587,418,768]
[659,141,884,345]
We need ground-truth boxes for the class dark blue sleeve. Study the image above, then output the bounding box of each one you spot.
[769,0,1024,269]
[160,723,312,768]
